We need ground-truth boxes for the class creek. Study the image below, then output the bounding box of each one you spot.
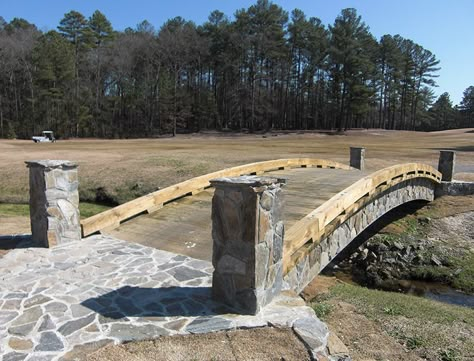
[324,265,474,308]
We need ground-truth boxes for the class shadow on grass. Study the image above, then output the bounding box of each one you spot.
[82,286,235,318]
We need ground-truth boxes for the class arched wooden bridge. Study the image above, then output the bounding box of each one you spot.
[80,158,441,292]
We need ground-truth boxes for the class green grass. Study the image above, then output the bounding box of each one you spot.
[439,348,460,361]
[451,254,474,293]
[79,202,112,218]
[312,301,333,320]
[0,203,30,217]
[406,254,474,294]
[0,202,111,219]
[392,215,419,234]
[313,283,474,360]
[328,283,474,326]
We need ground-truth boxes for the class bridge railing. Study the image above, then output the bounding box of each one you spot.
[81,158,353,236]
[282,163,442,273]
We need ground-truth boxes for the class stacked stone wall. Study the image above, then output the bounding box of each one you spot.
[284,178,436,293]
[210,176,284,314]
[26,160,81,247]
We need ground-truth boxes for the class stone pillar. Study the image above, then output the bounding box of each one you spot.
[26,160,81,247]
[210,176,285,315]
[438,150,456,181]
[350,147,365,170]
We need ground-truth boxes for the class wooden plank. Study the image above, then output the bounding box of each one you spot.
[146,203,163,214]
[282,163,441,272]
[81,158,354,236]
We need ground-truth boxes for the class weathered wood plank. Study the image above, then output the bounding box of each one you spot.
[106,168,362,261]
[81,158,353,236]
[282,163,441,272]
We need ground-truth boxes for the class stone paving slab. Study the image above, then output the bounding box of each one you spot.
[0,236,327,361]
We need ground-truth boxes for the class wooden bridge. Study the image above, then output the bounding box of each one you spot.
[80,156,442,295]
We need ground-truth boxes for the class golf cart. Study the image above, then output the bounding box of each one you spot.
[32,131,56,143]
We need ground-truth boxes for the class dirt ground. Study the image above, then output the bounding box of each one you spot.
[0,216,30,235]
[326,300,423,361]
[303,277,420,361]
[86,327,312,361]
[0,128,473,205]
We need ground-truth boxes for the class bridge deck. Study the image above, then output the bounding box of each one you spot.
[106,168,368,261]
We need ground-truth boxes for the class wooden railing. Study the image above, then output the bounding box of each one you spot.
[81,158,353,236]
[282,163,442,273]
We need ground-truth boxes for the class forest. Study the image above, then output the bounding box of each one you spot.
[0,0,473,139]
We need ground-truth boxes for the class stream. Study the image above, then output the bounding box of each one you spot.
[324,266,474,308]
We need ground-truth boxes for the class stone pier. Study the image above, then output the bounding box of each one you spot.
[438,150,456,181]
[350,147,365,170]
[26,160,81,247]
[210,176,285,314]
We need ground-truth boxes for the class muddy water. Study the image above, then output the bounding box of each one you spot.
[391,279,474,308]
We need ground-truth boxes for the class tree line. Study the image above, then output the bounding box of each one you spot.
[0,0,473,139]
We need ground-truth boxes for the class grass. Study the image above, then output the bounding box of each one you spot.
[328,283,474,325]
[408,253,474,294]
[368,196,474,294]
[312,301,333,320]
[315,283,474,360]
[392,214,419,235]
[439,349,460,361]
[451,253,474,293]
[0,202,111,219]
[1,129,473,205]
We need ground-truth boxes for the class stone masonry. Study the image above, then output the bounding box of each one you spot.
[285,177,437,293]
[438,150,456,181]
[210,176,285,315]
[0,235,329,360]
[26,160,81,248]
[350,147,365,170]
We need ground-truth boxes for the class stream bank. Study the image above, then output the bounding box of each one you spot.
[322,195,474,307]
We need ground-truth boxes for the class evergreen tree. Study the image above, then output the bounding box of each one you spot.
[0,2,449,138]
[427,92,454,129]
[329,8,375,130]
[89,10,114,132]
[459,86,474,127]
[58,10,90,136]
[33,31,75,134]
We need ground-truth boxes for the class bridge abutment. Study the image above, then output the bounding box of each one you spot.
[26,160,81,247]
[210,176,285,314]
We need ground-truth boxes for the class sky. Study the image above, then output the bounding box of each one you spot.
[1,0,473,105]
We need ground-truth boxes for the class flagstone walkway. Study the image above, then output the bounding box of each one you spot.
[0,236,327,361]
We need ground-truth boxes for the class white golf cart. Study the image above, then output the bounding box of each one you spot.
[32,131,56,143]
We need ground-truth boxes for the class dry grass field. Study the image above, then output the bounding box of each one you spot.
[1,129,473,359]
[1,128,473,206]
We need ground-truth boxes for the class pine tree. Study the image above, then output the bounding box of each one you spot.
[89,10,114,128]
[459,86,474,127]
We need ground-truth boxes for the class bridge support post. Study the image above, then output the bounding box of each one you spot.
[438,150,456,181]
[26,160,81,247]
[350,147,365,170]
[210,176,285,315]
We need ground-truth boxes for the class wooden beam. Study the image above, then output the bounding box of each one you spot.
[81,158,354,236]
[282,163,441,273]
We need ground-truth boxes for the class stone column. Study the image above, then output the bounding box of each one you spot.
[26,160,81,247]
[350,147,366,170]
[438,150,456,181]
[210,176,285,315]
